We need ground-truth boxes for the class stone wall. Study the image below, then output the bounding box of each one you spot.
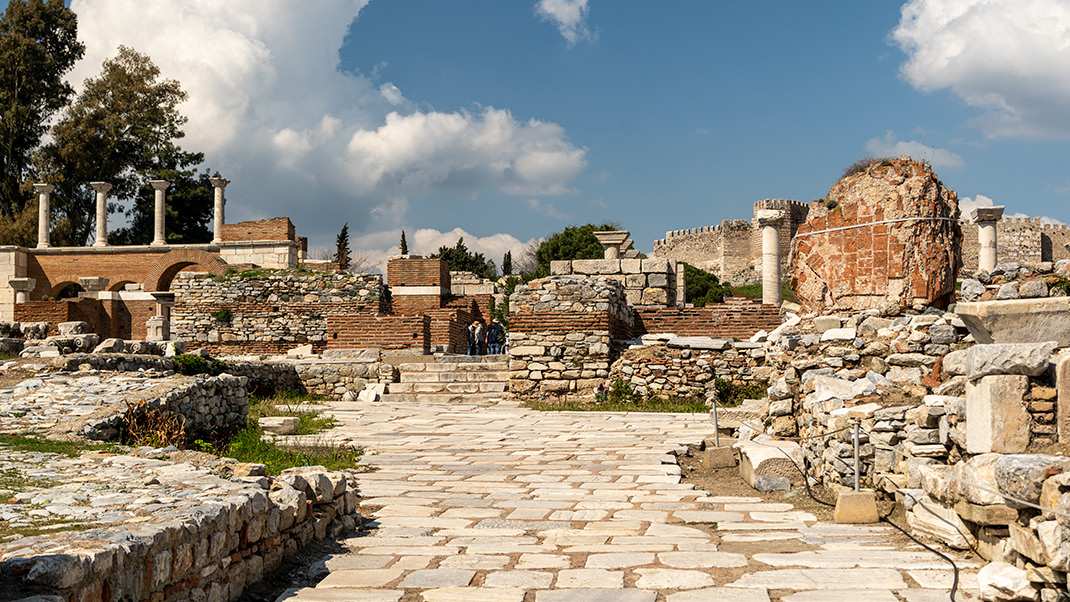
[220,216,295,242]
[608,342,771,398]
[651,199,811,284]
[961,217,1070,273]
[550,257,681,307]
[0,456,359,602]
[634,299,782,340]
[172,270,386,352]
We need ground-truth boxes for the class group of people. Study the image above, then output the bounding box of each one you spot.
[467,319,506,355]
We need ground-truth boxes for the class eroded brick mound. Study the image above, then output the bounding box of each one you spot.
[789,157,961,311]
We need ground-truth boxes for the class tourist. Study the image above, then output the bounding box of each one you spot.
[487,319,504,355]
[467,321,478,355]
[474,320,486,356]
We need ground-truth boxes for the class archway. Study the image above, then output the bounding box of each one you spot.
[144,249,228,292]
[48,281,84,299]
[108,280,137,292]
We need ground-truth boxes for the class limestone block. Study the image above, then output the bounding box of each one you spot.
[551,260,573,275]
[977,561,1039,602]
[641,258,670,273]
[737,438,804,488]
[259,416,299,435]
[834,489,879,524]
[965,375,1030,454]
[620,258,642,273]
[93,338,126,353]
[357,383,386,402]
[954,501,1017,526]
[957,297,1070,345]
[573,259,621,274]
[994,454,1070,507]
[57,321,86,336]
[287,344,314,357]
[907,496,977,549]
[647,273,669,287]
[666,336,731,350]
[965,341,1058,379]
[641,288,668,305]
[625,273,646,288]
[813,316,842,333]
[1040,472,1070,520]
[954,454,1008,506]
[820,327,856,342]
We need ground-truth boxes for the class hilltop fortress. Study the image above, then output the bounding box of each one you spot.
[652,199,1070,283]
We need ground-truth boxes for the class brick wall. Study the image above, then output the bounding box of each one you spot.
[14,298,111,337]
[220,217,295,242]
[326,314,430,353]
[391,294,444,315]
[387,257,450,287]
[427,308,472,354]
[634,297,781,340]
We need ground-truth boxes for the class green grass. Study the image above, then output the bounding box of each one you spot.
[209,425,363,475]
[728,281,798,304]
[0,518,95,539]
[0,434,127,457]
[248,390,339,435]
[525,396,709,413]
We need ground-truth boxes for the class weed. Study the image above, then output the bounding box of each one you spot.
[0,435,126,457]
[209,424,362,475]
[172,353,228,376]
[248,390,338,435]
[212,308,233,323]
[712,377,768,407]
[120,401,188,447]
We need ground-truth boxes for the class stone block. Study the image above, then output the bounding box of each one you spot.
[737,438,804,488]
[977,561,1038,602]
[620,258,642,273]
[965,375,1030,454]
[813,316,842,333]
[907,496,977,549]
[834,489,879,524]
[957,297,1070,345]
[510,345,545,356]
[702,438,737,469]
[641,288,668,305]
[994,454,1070,507]
[647,273,668,287]
[1059,355,1070,444]
[259,416,299,435]
[550,260,572,275]
[573,259,621,275]
[953,501,1017,526]
[625,274,646,289]
[965,341,1057,379]
[58,321,86,336]
[820,327,857,342]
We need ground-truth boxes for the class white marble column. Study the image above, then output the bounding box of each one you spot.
[757,209,785,306]
[972,206,1005,273]
[150,180,170,246]
[9,278,35,303]
[34,184,53,248]
[210,177,229,244]
[90,182,112,247]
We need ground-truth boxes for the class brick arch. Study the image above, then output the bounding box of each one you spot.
[108,280,136,292]
[144,249,228,292]
[47,280,83,299]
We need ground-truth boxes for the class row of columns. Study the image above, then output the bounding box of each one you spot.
[33,178,230,249]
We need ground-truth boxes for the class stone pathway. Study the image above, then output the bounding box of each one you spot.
[279,400,980,602]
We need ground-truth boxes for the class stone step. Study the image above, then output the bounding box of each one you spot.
[379,392,506,404]
[387,381,508,395]
[397,361,509,372]
[398,371,510,383]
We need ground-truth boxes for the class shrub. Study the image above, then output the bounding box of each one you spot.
[212,308,233,322]
[172,353,228,376]
[713,377,768,407]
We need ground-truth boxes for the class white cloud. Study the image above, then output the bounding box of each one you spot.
[349,227,536,275]
[959,194,1065,225]
[67,1,587,244]
[535,0,593,46]
[893,0,1070,138]
[864,131,964,169]
[526,198,571,220]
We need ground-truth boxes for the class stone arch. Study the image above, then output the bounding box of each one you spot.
[48,281,83,299]
[144,249,228,292]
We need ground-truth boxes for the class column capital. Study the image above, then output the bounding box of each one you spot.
[209,177,230,189]
[8,277,35,291]
[150,179,170,191]
[33,183,54,194]
[90,181,112,193]
[971,206,1005,223]
[756,209,785,227]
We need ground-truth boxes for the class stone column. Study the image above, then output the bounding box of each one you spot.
[210,177,229,244]
[150,180,170,246]
[90,182,112,247]
[757,209,785,306]
[148,291,175,341]
[972,206,1005,273]
[33,184,53,248]
[9,278,35,303]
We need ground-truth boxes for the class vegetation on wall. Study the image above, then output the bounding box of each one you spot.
[681,262,731,306]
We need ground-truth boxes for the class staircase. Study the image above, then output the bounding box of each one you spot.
[381,355,510,403]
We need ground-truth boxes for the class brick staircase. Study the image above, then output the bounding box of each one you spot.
[381,355,510,403]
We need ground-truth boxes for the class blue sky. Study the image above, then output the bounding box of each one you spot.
[20,1,1070,269]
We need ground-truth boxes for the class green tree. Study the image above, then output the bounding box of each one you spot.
[502,250,512,275]
[430,237,496,280]
[109,155,216,245]
[399,229,408,255]
[532,223,616,277]
[35,45,206,246]
[335,222,351,270]
[0,0,84,218]
[682,262,730,307]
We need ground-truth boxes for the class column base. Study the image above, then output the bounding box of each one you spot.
[93,241,108,247]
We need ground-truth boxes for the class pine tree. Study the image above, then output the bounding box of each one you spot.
[335,222,350,270]
[502,250,512,275]
[400,229,408,255]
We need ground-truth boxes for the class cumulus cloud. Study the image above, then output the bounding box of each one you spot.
[345,227,536,275]
[67,1,587,244]
[526,198,571,220]
[864,131,964,169]
[893,0,1070,138]
[535,0,594,46]
[959,194,1064,225]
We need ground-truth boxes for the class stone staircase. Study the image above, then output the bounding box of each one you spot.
[381,355,510,403]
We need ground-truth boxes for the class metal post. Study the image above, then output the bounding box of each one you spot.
[712,399,720,448]
[853,419,860,492]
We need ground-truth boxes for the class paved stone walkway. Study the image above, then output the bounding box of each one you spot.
[279,400,980,602]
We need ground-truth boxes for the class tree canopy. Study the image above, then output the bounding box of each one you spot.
[35,45,213,246]
[431,237,496,280]
[682,262,730,307]
[0,0,83,218]
[335,222,351,270]
[532,223,616,277]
